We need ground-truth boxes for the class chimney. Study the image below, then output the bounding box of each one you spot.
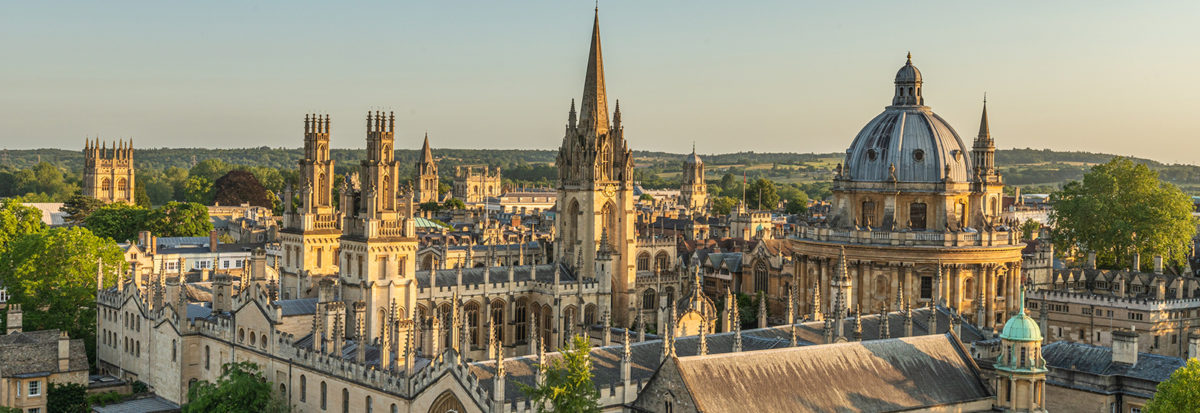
[1112,329,1139,366]
[6,304,22,334]
[1085,251,1097,269]
[138,231,152,250]
[251,248,267,281]
[1153,255,1163,274]
[1132,252,1141,272]
[209,230,218,253]
[58,331,70,370]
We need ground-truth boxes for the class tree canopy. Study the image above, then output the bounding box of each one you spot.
[213,169,272,207]
[746,178,779,210]
[0,199,45,254]
[184,361,289,413]
[1144,358,1200,412]
[520,335,601,413]
[146,201,213,237]
[711,196,737,216]
[1050,158,1197,271]
[48,382,90,413]
[61,193,105,225]
[85,202,149,242]
[0,226,123,368]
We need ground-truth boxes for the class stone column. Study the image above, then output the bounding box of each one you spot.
[903,265,913,306]
[984,264,995,329]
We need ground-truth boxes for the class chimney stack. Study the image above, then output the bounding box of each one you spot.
[1112,329,1139,366]
[1153,255,1163,274]
[5,304,22,334]
[209,230,218,253]
[58,331,70,370]
[1188,334,1200,360]
[1085,251,1097,269]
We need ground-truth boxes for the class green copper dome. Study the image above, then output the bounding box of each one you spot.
[999,287,1042,342]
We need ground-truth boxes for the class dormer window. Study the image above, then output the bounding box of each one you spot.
[913,149,925,162]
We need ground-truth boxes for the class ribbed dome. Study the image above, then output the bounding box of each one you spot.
[895,53,922,83]
[843,54,971,183]
[844,108,972,183]
[1000,312,1043,342]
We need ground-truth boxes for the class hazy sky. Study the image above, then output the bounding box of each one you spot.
[2,1,1198,164]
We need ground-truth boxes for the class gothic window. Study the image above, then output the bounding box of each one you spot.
[861,201,875,227]
[204,345,210,370]
[920,276,933,300]
[964,277,975,299]
[366,396,372,413]
[643,289,657,310]
[584,304,597,326]
[542,305,552,342]
[655,252,670,273]
[996,275,1005,297]
[754,263,769,294]
[466,302,480,347]
[101,178,111,192]
[438,303,453,349]
[514,298,527,343]
[491,300,506,343]
[320,381,327,410]
[342,388,349,413]
[117,178,127,192]
[637,253,650,271]
[909,202,927,230]
[665,287,676,306]
[319,173,329,205]
[300,375,306,402]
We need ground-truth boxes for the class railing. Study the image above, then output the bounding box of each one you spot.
[791,226,1021,247]
[312,213,338,230]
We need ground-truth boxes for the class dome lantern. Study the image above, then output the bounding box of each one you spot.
[892,53,924,106]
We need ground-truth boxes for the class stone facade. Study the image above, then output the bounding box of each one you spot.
[679,147,706,215]
[82,139,136,204]
[415,135,440,204]
[453,166,501,204]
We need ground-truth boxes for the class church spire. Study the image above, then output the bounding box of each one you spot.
[578,8,609,136]
[976,96,991,143]
[420,133,434,163]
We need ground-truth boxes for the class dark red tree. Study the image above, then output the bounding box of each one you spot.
[213,170,272,208]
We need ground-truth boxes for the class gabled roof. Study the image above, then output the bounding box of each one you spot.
[1042,340,1184,383]
[0,329,89,377]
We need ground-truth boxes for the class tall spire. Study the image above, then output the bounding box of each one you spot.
[420,133,434,163]
[578,8,609,136]
[977,96,991,142]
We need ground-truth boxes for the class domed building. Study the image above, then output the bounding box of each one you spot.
[779,54,1025,331]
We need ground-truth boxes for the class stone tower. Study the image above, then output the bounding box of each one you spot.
[680,144,707,214]
[993,287,1047,412]
[280,114,341,290]
[555,8,635,325]
[414,133,440,204]
[338,111,419,342]
[82,139,135,204]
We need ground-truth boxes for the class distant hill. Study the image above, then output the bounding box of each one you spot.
[2,147,1197,195]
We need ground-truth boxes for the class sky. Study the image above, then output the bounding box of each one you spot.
[1,1,1198,164]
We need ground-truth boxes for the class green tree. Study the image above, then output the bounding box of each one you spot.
[747,178,779,210]
[184,361,289,413]
[785,191,809,215]
[183,176,214,204]
[133,181,152,208]
[519,335,601,413]
[1143,358,1200,412]
[712,196,738,216]
[0,226,123,368]
[1020,219,1041,241]
[0,406,23,413]
[188,158,234,183]
[48,382,89,413]
[1050,158,1196,270]
[84,203,149,242]
[419,201,443,212]
[639,193,654,202]
[0,199,46,253]
[444,198,466,210]
[61,193,105,225]
[146,201,213,237]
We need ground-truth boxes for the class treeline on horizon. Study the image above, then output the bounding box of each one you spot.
[2,147,1198,205]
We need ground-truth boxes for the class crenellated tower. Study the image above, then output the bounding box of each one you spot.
[555,8,636,325]
[338,111,419,343]
[82,138,136,204]
[280,114,341,292]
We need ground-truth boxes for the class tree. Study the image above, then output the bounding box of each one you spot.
[184,361,289,413]
[785,192,809,215]
[520,335,601,413]
[639,193,654,202]
[47,382,89,413]
[134,181,152,208]
[1020,219,1041,241]
[145,201,213,237]
[213,170,271,207]
[183,176,214,204]
[747,178,779,210]
[419,201,443,212]
[444,198,466,210]
[712,196,738,216]
[61,193,105,225]
[84,203,149,242]
[188,158,234,183]
[0,226,123,368]
[0,199,46,254]
[1143,358,1200,412]
[1050,158,1196,271]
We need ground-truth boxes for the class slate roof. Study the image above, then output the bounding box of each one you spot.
[91,395,180,413]
[0,329,89,377]
[467,306,979,404]
[291,332,432,374]
[666,334,991,412]
[416,264,577,288]
[1042,341,1185,383]
[275,298,318,317]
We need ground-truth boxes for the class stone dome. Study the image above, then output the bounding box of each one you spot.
[843,55,972,183]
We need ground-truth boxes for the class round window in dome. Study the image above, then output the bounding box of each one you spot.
[867,149,878,161]
[913,149,925,162]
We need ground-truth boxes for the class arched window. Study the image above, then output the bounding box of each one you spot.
[654,252,670,273]
[491,300,506,343]
[171,339,177,361]
[754,263,769,293]
[861,200,876,227]
[319,173,329,205]
[643,289,657,310]
[637,253,650,271]
[341,388,349,413]
[1020,347,1027,367]
[390,403,397,413]
[101,178,111,192]
[300,375,307,402]
[466,302,480,347]
[514,298,528,343]
[320,381,327,410]
[665,287,676,306]
[117,178,127,192]
[204,346,210,370]
[365,396,372,413]
[996,274,1006,297]
[964,277,976,300]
